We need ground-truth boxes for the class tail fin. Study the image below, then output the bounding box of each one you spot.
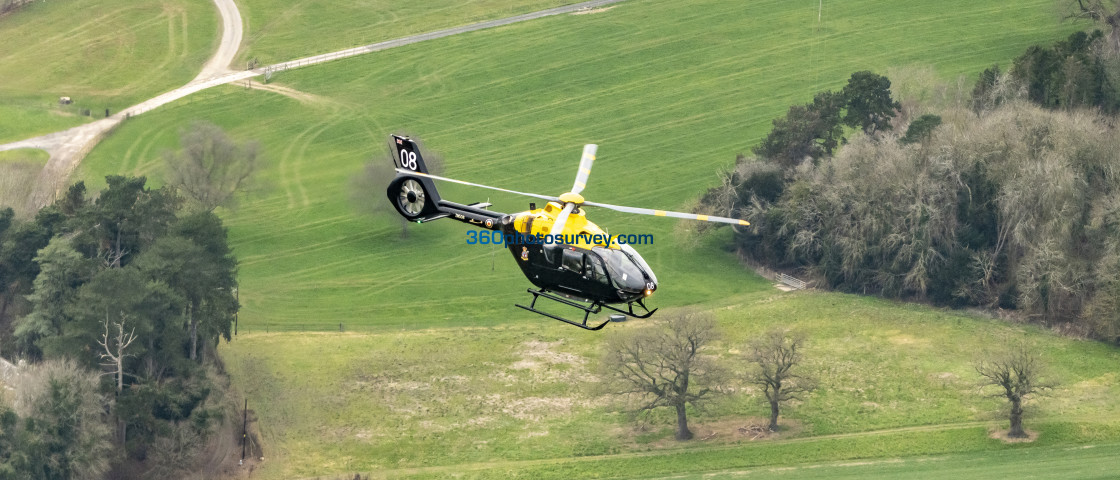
[392,135,431,174]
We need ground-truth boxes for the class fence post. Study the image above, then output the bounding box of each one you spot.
[241,398,247,463]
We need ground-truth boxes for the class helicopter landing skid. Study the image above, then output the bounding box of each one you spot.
[516,289,609,331]
[600,298,658,319]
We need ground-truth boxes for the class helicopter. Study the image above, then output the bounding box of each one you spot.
[385,135,749,330]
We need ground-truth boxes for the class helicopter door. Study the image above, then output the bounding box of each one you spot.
[585,253,609,285]
[561,248,583,272]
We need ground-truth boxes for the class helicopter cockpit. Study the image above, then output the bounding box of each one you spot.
[592,244,658,295]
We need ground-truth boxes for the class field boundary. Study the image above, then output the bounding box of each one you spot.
[313,420,1119,479]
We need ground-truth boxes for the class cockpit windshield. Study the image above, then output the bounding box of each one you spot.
[620,244,658,287]
[593,246,649,292]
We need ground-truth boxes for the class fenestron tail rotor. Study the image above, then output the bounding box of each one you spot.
[397,179,426,216]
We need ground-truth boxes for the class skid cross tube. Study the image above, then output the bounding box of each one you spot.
[600,298,658,319]
[515,289,610,331]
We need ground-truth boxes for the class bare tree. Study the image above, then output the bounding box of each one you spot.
[1064,0,1120,52]
[98,313,137,393]
[745,328,816,431]
[602,311,723,440]
[974,341,1055,438]
[164,122,259,212]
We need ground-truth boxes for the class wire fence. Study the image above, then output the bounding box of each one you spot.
[232,321,496,335]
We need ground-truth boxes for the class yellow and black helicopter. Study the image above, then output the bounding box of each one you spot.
[385,135,749,330]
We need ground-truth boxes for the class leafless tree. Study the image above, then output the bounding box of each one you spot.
[974,341,1055,438]
[745,328,816,431]
[164,122,259,212]
[98,313,137,393]
[602,311,723,440]
[1064,0,1120,52]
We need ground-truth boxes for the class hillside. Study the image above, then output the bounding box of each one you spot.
[77,0,1080,330]
[220,291,1120,479]
[48,0,1120,478]
[0,0,218,143]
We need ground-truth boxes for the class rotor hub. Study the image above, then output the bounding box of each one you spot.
[558,192,585,205]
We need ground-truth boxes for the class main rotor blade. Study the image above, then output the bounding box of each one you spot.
[571,144,597,195]
[396,169,559,202]
[548,203,577,246]
[582,200,750,226]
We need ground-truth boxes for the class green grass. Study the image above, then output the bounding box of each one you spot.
[681,443,1120,480]
[236,0,584,65]
[220,290,1120,479]
[78,0,1082,332]
[0,0,218,143]
[70,0,1114,477]
[386,435,1120,479]
[0,102,95,144]
[0,148,49,165]
[0,149,50,217]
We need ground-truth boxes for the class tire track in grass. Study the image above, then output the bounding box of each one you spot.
[238,230,371,267]
[233,214,356,256]
[290,115,343,207]
[438,8,1024,196]
[180,10,190,61]
[278,118,333,209]
[26,11,131,51]
[159,8,178,73]
[437,1,1020,144]
[258,234,486,288]
[117,125,158,176]
[132,126,170,177]
[73,12,178,95]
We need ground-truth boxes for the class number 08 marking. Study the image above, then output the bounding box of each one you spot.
[399,150,418,170]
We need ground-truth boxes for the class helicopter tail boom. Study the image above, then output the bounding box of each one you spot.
[386,136,506,228]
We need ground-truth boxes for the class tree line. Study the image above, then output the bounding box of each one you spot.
[0,122,254,477]
[698,29,1120,342]
[0,0,36,16]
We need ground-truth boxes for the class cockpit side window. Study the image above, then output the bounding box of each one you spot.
[586,253,609,284]
[562,248,583,272]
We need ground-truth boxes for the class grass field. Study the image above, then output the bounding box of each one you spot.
[221,291,1120,478]
[0,0,217,143]
[63,0,1119,477]
[235,0,583,65]
[78,0,1082,331]
[680,443,1120,480]
[0,148,50,216]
